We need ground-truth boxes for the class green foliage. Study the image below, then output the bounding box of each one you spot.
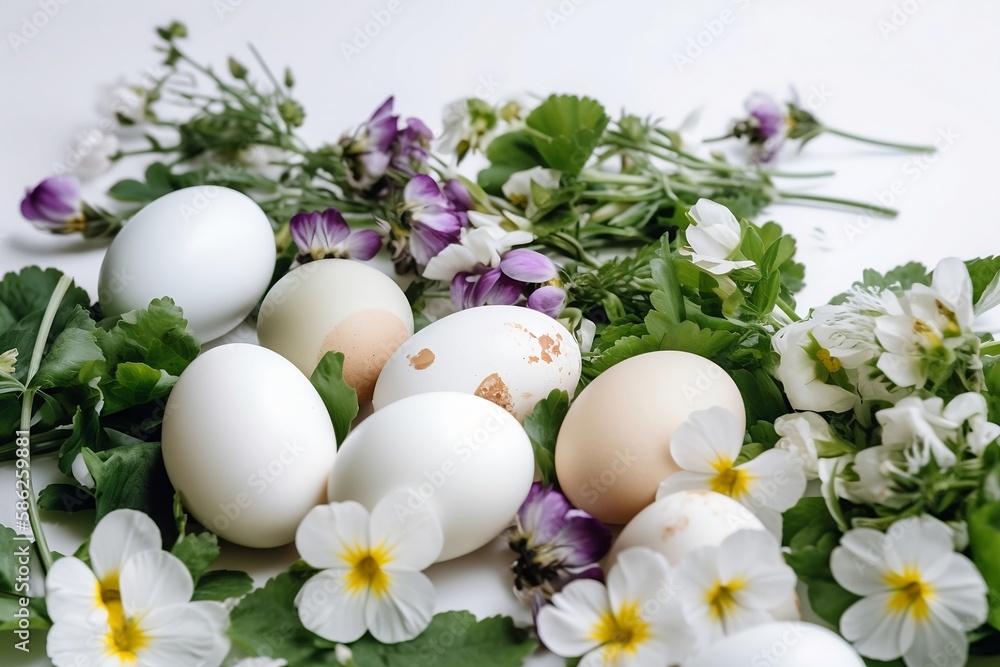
[228,571,317,665]
[968,496,1000,630]
[192,570,254,602]
[523,390,570,484]
[310,351,360,446]
[525,94,609,176]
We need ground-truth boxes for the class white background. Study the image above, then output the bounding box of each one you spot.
[1,1,999,665]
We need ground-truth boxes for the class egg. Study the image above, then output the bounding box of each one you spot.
[162,344,337,548]
[327,392,534,561]
[373,305,581,421]
[98,186,275,342]
[685,621,864,667]
[607,490,764,565]
[257,259,413,401]
[555,351,745,523]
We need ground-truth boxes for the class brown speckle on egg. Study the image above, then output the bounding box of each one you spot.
[474,372,514,414]
[407,348,435,370]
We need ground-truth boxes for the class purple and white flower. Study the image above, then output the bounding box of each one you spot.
[399,175,465,267]
[20,176,86,233]
[507,483,611,613]
[422,211,533,282]
[392,117,433,173]
[731,92,788,162]
[340,97,399,191]
[289,208,382,262]
[451,247,566,317]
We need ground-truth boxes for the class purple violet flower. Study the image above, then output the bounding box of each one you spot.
[341,96,399,191]
[731,92,789,162]
[450,248,564,317]
[20,176,85,233]
[507,483,611,611]
[442,179,474,212]
[289,208,382,262]
[400,175,465,267]
[392,117,433,173]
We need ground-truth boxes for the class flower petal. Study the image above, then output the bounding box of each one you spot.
[536,578,607,658]
[135,601,231,666]
[527,286,566,319]
[929,555,988,630]
[669,407,744,474]
[46,615,107,667]
[606,547,673,613]
[346,229,382,261]
[319,209,351,245]
[831,528,895,596]
[903,611,967,667]
[369,491,444,571]
[297,569,369,643]
[296,501,371,570]
[840,593,910,661]
[717,531,795,611]
[518,483,571,545]
[422,243,479,281]
[45,557,101,623]
[499,249,557,283]
[119,550,194,615]
[657,471,713,498]
[740,449,807,513]
[89,508,162,585]
[550,511,612,568]
[364,569,436,643]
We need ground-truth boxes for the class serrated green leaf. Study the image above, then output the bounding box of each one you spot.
[523,390,570,484]
[583,335,656,379]
[310,351,359,446]
[348,611,537,667]
[228,571,317,664]
[172,531,220,584]
[95,297,198,375]
[29,307,103,390]
[479,130,545,194]
[525,95,609,175]
[86,441,176,537]
[191,569,252,601]
[967,256,1000,306]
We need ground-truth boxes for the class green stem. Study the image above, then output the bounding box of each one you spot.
[776,191,898,218]
[823,127,936,153]
[776,297,801,322]
[18,274,73,574]
[981,340,1000,356]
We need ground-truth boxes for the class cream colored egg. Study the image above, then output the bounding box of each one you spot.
[98,186,276,343]
[607,490,764,565]
[373,305,581,421]
[556,351,745,523]
[162,344,337,548]
[257,259,413,401]
[686,621,864,667]
[327,392,534,561]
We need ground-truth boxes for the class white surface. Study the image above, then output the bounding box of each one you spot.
[2,1,999,665]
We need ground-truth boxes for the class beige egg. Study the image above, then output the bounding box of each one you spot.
[555,351,745,524]
[256,259,413,401]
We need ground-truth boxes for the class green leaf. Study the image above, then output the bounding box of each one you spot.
[730,368,789,424]
[583,335,656,380]
[0,593,50,631]
[0,524,26,594]
[748,420,779,449]
[228,571,317,664]
[967,256,1000,304]
[806,579,860,627]
[55,402,105,476]
[523,390,570,484]
[348,611,537,667]
[478,130,545,194]
[95,297,198,375]
[0,267,91,335]
[969,500,1000,629]
[85,441,175,536]
[99,362,177,415]
[192,569,253,601]
[525,95,609,175]
[28,306,103,389]
[37,483,95,513]
[648,252,684,325]
[172,531,220,584]
[782,496,837,548]
[646,320,739,359]
[310,351,359,446]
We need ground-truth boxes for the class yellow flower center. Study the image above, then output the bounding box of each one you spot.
[589,601,652,661]
[884,566,935,622]
[708,456,755,499]
[95,574,148,661]
[816,347,842,373]
[913,320,942,348]
[705,578,746,621]
[342,543,393,598]
[935,300,961,335]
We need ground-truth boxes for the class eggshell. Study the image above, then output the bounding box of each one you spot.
[162,344,337,548]
[607,490,764,565]
[257,259,413,401]
[327,392,534,561]
[555,351,745,523]
[98,186,275,342]
[373,305,581,421]
[685,621,864,667]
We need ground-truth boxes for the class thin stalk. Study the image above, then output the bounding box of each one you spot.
[776,191,898,218]
[776,297,801,322]
[823,127,936,153]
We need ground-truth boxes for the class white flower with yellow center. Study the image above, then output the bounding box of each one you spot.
[675,529,797,651]
[656,407,807,535]
[536,546,691,667]
[45,509,230,667]
[294,492,444,644]
[831,515,988,667]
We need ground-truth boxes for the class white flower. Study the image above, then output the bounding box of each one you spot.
[875,258,979,389]
[421,211,533,281]
[771,317,859,413]
[502,167,561,218]
[71,452,95,489]
[335,644,354,665]
[941,391,1000,455]
[876,396,959,472]
[774,411,840,479]
[437,98,497,160]
[678,199,755,275]
[69,128,119,180]
[46,509,229,667]
[536,546,691,667]
[0,348,16,376]
[843,445,914,508]
[232,659,288,667]
[831,516,988,667]
[656,407,807,536]
[103,78,150,126]
[675,529,797,651]
[294,492,443,644]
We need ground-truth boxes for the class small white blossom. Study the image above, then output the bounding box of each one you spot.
[0,348,16,376]
[773,411,838,479]
[502,167,561,218]
[679,199,755,276]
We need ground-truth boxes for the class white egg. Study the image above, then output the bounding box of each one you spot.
[99,186,275,342]
[327,392,534,561]
[373,305,581,421]
[257,259,413,401]
[162,344,337,548]
[686,621,864,667]
[608,490,764,565]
